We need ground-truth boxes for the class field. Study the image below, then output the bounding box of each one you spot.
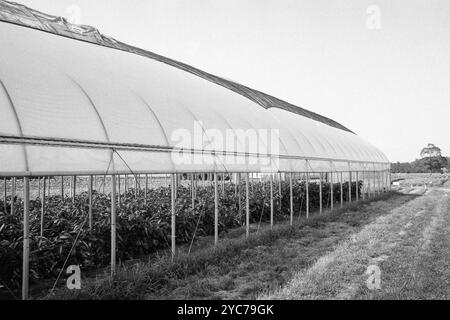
[2,173,447,300]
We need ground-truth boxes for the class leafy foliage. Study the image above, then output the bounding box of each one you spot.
[0,178,360,289]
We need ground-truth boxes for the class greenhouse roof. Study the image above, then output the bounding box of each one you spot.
[0,0,389,176]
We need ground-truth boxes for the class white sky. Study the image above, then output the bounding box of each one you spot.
[15,0,450,162]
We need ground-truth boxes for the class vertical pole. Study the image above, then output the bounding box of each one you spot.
[72,176,76,202]
[348,171,352,203]
[144,174,148,205]
[278,173,282,213]
[11,177,15,215]
[221,173,225,194]
[117,175,121,207]
[89,175,93,230]
[40,177,46,238]
[270,173,274,228]
[245,172,250,237]
[340,172,343,208]
[103,175,106,194]
[330,171,334,210]
[37,178,41,199]
[191,173,195,209]
[110,175,116,277]
[3,177,6,213]
[356,171,359,201]
[171,173,176,261]
[319,173,323,214]
[305,172,309,219]
[22,177,30,300]
[289,172,293,225]
[214,172,219,246]
[234,173,238,196]
[60,176,64,199]
[238,173,242,220]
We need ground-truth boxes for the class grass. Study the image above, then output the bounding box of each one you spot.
[264,183,450,300]
[46,191,417,300]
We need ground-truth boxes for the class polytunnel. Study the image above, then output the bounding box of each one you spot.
[0,0,390,300]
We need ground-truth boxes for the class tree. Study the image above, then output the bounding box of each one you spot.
[419,143,447,173]
[420,143,442,158]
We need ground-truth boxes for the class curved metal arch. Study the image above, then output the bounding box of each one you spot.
[0,79,29,171]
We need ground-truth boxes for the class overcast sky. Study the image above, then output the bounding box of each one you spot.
[15,0,450,162]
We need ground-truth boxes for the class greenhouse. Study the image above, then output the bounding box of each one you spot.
[0,1,390,300]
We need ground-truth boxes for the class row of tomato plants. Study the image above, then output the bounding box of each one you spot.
[0,179,360,289]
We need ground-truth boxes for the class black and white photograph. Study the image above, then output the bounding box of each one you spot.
[0,0,449,309]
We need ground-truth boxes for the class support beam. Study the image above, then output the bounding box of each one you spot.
[270,173,274,229]
[305,172,309,219]
[89,175,93,230]
[171,173,176,261]
[22,177,30,300]
[238,173,242,221]
[245,172,250,237]
[356,171,359,201]
[330,171,334,210]
[278,173,282,213]
[348,171,352,203]
[289,172,293,225]
[11,177,15,215]
[72,176,76,202]
[340,172,343,208]
[221,173,225,194]
[3,177,6,213]
[144,174,148,205]
[117,175,121,207]
[110,175,116,277]
[60,176,64,199]
[319,173,323,214]
[40,177,46,238]
[191,173,194,209]
[214,172,219,246]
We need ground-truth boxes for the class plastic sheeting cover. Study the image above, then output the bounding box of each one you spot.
[0,1,390,175]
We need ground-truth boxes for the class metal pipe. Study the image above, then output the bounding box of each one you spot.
[117,175,121,207]
[40,177,45,238]
[22,177,30,300]
[171,173,176,261]
[270,173,274,229]
[11,177,15,216]
[60,176,64,199]
[72,176,76,202]
[89,175,93,230]
[214,172,219,246]
[3,177,6,213]
[245,172,250,237]
[340,172,343,208]
[348,171,352,203]
[356,171,359,201]
[330,171,334,210]
[306,172,309,219]
[110,174,116,277]
[289,172,293,225]
[191,173,194,209]
[319,173,323,214]
[278,173,282,213]
[144,174,148,205]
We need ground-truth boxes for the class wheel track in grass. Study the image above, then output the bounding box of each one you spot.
[264,185,450,300]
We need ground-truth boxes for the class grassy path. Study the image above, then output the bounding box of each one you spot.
[265,183,450,299]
